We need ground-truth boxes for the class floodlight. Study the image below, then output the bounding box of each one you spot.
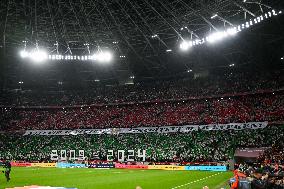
[211,14,218,19]
[226,28,237,35]
[30,49,48,62]
[95,51,113,62]
[104,52,112,62]
[237,25,242,31]
[206,32,227,43]
[180,41,191,51]
[20,50,29,58]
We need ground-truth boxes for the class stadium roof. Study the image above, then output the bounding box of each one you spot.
[0,0,283,88]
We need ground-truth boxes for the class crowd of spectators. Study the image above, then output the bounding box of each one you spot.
[0,69,283,107]
[0,69,283,165]
[0,125,283,163]
[0,92,283,131]
[234,162,284,188]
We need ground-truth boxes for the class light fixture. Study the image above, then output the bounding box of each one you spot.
[180,40,191,50]
[20,50,29,58]
[29,49,48,62]
[151,34,158,38]
[211,14,218,19]
[226,28,238,35]
[206,32,228,43]
[95,51,112,63]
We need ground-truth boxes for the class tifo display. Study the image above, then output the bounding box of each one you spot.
[1,125,283,163]
[50,149,146,162]
[1,0,284,188]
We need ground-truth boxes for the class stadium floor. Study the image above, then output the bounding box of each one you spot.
[0,167,233,189]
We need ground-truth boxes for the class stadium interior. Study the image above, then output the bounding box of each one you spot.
[0,0,284,189]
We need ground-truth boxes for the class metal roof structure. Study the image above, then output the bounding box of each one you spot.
[0,0,283,88]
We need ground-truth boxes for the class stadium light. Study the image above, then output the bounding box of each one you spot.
[19,48,48,63]
[226,28,238,35]
[211,14,218,19]
[20,50,29,58]
[206,32,228,43]
[178,10,281,51]
[151,34,158,38]
[95,51,113,63]
[180,40,191,51]
[30,49,48,62]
